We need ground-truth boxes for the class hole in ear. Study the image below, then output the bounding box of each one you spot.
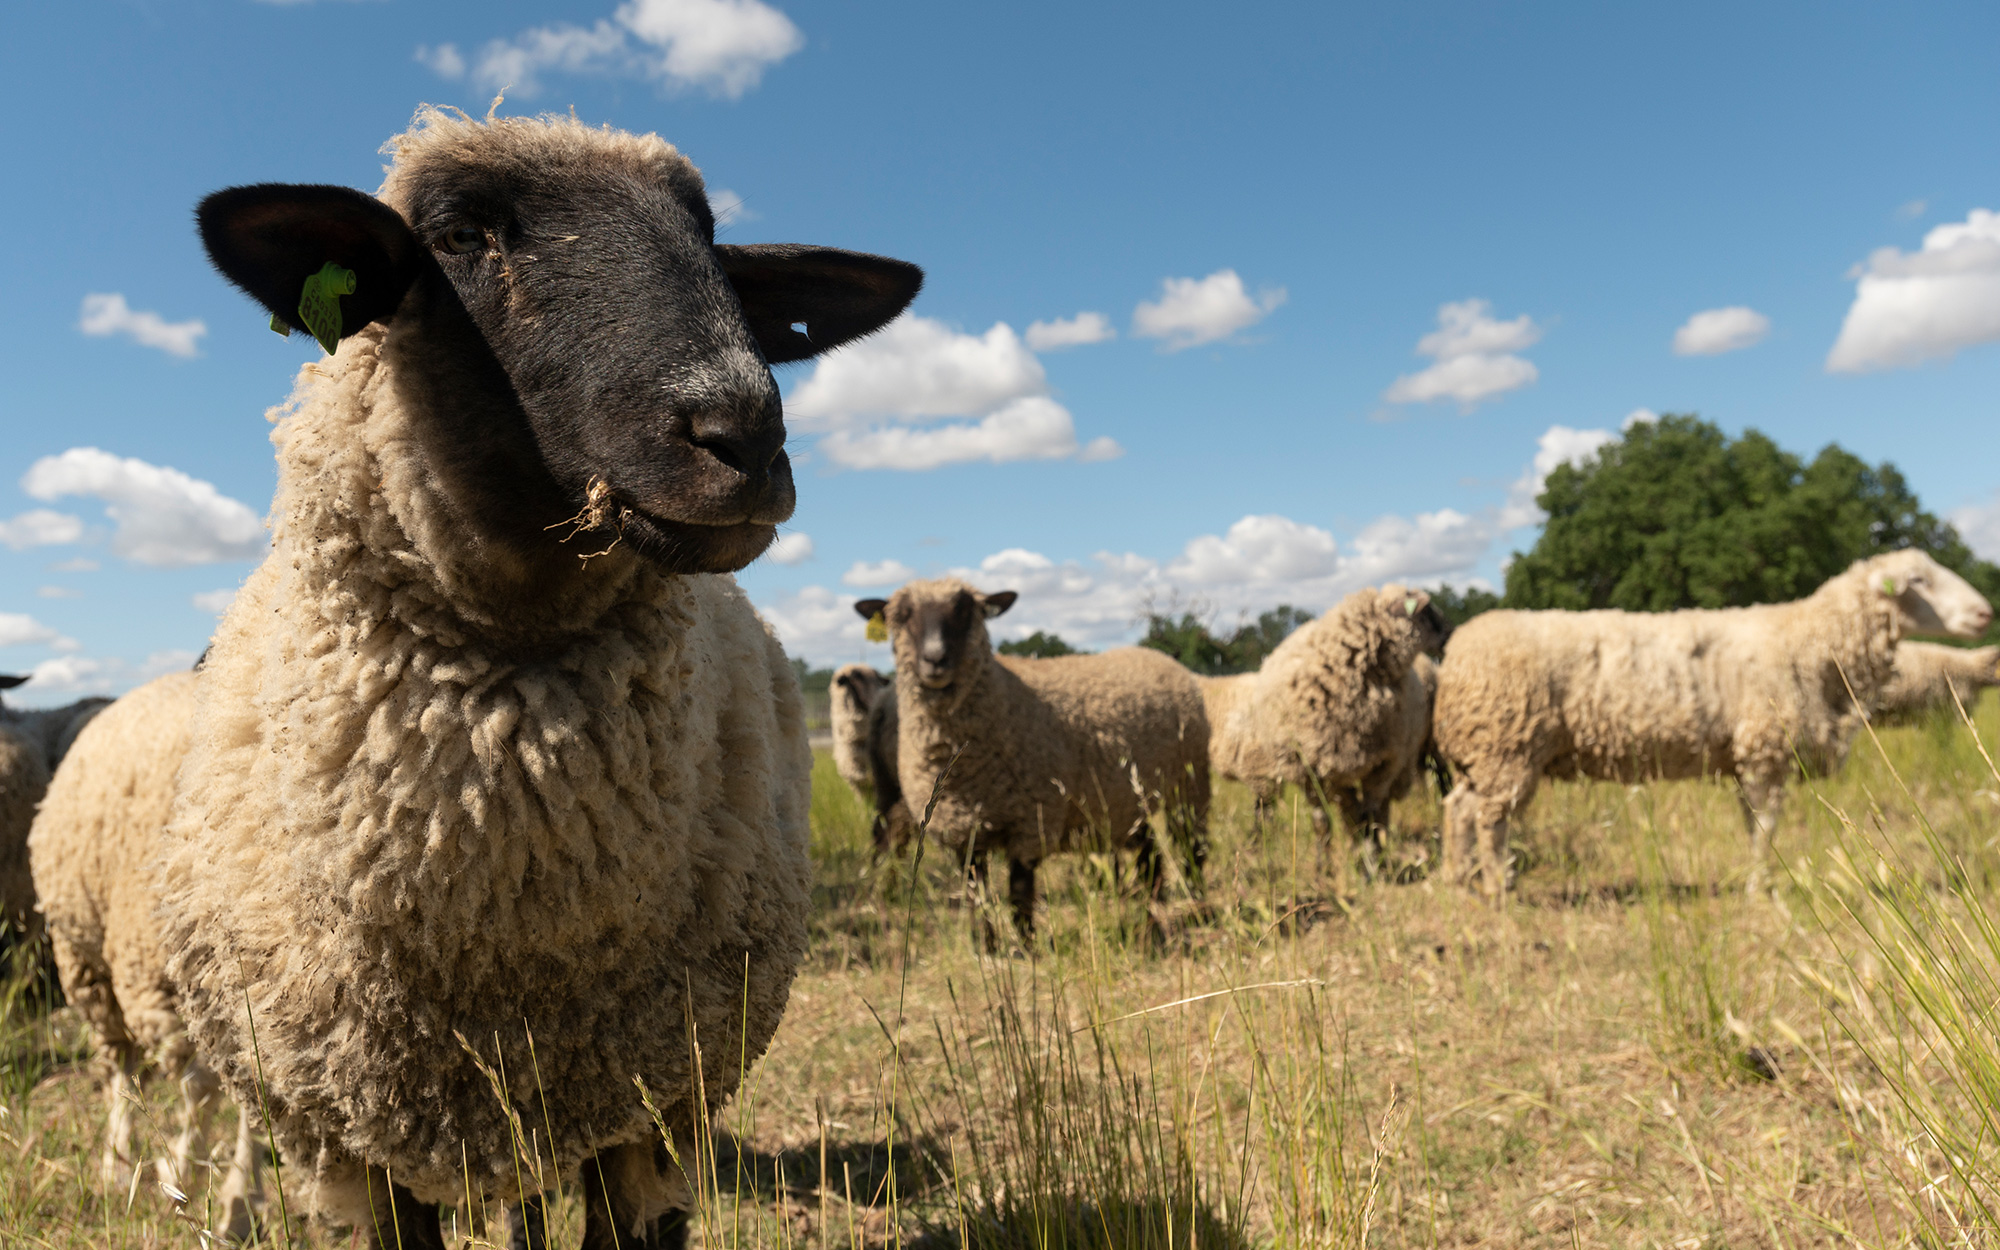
[198,184,425,343]
[717,244,923,364]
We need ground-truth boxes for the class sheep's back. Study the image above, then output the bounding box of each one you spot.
[1006,647,1210,816]
[159,568,812,1209]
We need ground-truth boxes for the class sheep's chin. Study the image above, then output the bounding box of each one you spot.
[616,511,777,574]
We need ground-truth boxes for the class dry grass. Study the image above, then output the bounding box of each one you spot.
[6,699,2000,1247]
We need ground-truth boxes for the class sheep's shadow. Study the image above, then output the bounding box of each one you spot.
[904,1195,1253,1250]
[708,1129,948,1207]
[1524,878,1721,909]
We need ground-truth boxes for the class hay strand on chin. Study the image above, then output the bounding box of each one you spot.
[544,475,626,566]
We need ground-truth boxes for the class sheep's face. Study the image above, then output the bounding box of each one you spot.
[1873,550,1992,639]
[831,665,886,717]
[864,582,1018,693]
[198,116,922,577]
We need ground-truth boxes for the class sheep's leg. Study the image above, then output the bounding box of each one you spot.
[1008,855,1038,940]
[505,1197,552,1250]
[1737,780,1784,897]
[580,1144,689,1250]
[966,852,1005,953]
[100,1045,143,1193]
[1472,795,1514,902]
[1440,789,1477,886]
[161,1061,221,1194]
[211,1103,262,1246]
[357,1171,446,1250]
[1334,789,1384,884]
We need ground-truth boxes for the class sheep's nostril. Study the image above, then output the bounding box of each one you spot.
[692,425,784,482]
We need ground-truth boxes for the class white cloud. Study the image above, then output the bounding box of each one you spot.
[1499,424,1616,529]
[1167,515,1339,585]
[818,397,1123,471]
[0,613,70,649]
[37,587,82,600]
[709,188,755,227]
[1132,270,1286,351]
[1898,199,1929,221]
[789,318,1045,426]
[10,649,198,704]
[1383,299,1542,411]
[1024,312,1115,351]
[22,448,266,567]
[1827,208,2000,373]
[192,589,238,615]
[841,559,916,588]
[49,557,99,572]
[0,509,83,550]
[78,294,206,359]
[1672,306,1770,356]
[1951,491,2000,563]
[422,0,803,99]
[1622,408,1659,430]
[765,531,814,565]
[788,316,1120,471]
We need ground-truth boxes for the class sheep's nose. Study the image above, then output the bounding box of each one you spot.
[691,416,786,484]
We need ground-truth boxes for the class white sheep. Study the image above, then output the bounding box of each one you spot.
[1202,586,1450,878]
[138,107,918,1250]
[28,672,261,1241]
[857,579,1210,939]
[1432,550,1993,897]
[1872,640,2000,725]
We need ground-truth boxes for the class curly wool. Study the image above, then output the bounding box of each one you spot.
[1212,586,1438,798]
[155,325,811,1215]
[1874,641,2000,724]
[891,582,1208,866]
[29,673,199,1076]
[830,665,889,800]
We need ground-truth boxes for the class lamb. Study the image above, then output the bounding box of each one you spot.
[1201,586,1451,877]
[856,579,1210,939]
[829,663,911,852]
[1432,549,1993,898]
[1872,641,2000,725]
[27,672,260,1241]
[145,107,919,1250]
[0,675,112,949]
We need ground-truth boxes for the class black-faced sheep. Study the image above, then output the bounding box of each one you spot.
[132,107,918,1250]
[856,579,1210,940]
[0,675,110,949]
[1873,640,2000,725]
[829,663,911,853]
[1201,586,1451,878]
[1433,550,1993,898]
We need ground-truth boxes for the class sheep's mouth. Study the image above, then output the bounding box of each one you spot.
[598,498,777,574]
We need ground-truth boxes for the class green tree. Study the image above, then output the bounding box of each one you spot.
[998,630,1083,658]
[1427,583,1502,628]
[1505,414,2000,640]
[1139,604,1316,674]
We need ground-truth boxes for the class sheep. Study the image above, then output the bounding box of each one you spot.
[0,676,111,950]
[1432,549,1993,898]
[27,672,261,1241]
[829,663,912,853]
[1202,586,1451,878]
[1872,641,2000,725]
[856,579,1210,940]
[146,106,919,1250]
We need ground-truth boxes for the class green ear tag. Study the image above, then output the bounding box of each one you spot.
[1405,597,1418,615]
[1882,576,1897,595]
[865,612,888,643]
[297,261,357,354]
[268,313,290,337]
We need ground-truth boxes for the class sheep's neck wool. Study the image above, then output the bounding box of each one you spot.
[157,327,813,1216]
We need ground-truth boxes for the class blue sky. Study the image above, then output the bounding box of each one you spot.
[4,0,1999,701]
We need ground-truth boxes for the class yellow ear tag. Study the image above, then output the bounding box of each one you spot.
[865,612,888,643]
[298,261,357,354]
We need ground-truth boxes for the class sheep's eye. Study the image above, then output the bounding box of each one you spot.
[441,225,487,254]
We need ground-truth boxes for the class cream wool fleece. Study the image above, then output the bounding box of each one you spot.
[1874,641,2000,724]
[155,322,812,1220]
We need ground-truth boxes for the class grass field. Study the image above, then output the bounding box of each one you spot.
[7,700,2000,1247]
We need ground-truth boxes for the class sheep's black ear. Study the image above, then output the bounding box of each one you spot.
[716,244,923,364]
[853,598,889,621]
[0,674,27,691]
[198,184,424,344]
[979,591,1018,619]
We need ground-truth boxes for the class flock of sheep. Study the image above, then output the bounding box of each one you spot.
[0,107,1995,1249]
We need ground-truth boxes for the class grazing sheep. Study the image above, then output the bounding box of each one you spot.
[0,675,112,948]
[1203,586,1451,877]
[27,673,261,1241]
[1873,641,2000,725]
[856,579,1210,939]
[1433,550,1993,898]
[151,107,919,1250]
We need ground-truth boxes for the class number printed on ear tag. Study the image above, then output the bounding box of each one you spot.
[866,613,888,643]
[298,262,357,354]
